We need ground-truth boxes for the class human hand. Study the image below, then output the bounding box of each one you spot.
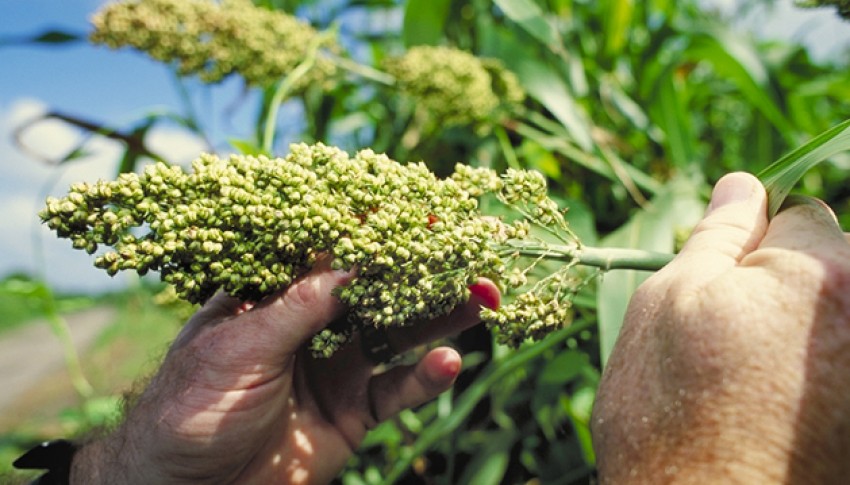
[71,262,500,484]
[592,173,850,483]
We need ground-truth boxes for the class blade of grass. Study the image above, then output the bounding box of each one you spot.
[758,118,850,218]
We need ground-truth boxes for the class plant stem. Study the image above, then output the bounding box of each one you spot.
[46,313,95,399]
[261,31,335,153]
[330,53,396,86]
[41,286,94,399]
[504,240,674,271]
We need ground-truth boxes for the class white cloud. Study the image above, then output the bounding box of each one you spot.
[0,97,206,293]
[146,125,210,166]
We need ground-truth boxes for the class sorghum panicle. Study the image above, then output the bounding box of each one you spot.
[383,46,525,129]
[90,0,338,87]
[42,144,577,355]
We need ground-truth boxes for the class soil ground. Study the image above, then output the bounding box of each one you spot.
[0,307,115,432]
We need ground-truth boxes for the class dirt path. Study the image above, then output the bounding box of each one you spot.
[0,307,116,422]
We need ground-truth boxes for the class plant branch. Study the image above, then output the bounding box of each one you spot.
[329,53,396,86]
[261,31,335,153]
[503,240,675,272]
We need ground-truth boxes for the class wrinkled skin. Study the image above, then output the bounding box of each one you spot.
[593,173,850,483]
[71,262,499,484]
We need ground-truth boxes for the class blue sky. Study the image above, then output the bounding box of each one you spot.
[0,0,240,296]
[1,0,849,298]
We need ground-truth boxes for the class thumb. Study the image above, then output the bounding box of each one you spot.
[248,262,355,357]
[173,262,355,364]
[758,195,849,257]
[662,172,768,286]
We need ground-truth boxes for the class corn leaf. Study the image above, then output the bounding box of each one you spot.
[758,119,850,217]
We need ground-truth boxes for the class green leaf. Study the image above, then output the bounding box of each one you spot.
[360,420,403,448]
[229,138,268,156]
[649,73,697,170]
[512,61,594,151]
[383,321,593,482]
[563,385,597,464]
[602,0,635,59]
[597,176,705,366]
[456,430,515,485]
[402,0,451,47]
[537,350,588,386]
[513,118,661,195]
[599,74,649,130]
[685,28,795,142]
[494,0,560,52]
[758,118,850,217]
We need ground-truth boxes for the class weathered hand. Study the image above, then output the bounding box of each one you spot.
[592,172,850,483]
[72,262,499,484]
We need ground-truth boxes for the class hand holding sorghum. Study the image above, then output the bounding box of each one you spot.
[68,258,500,484]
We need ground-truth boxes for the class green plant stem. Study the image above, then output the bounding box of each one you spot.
[46,313,95,399]
[41,289,94,399]
[261,31,335,153]
[329,53,396,86]
[506,240,675,271]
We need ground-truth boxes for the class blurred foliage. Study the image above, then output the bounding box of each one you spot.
[0,273,96,333]
[5,0,850,482]
[0,282,184,482]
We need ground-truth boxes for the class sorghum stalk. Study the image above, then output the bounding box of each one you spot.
[41,144,670,356]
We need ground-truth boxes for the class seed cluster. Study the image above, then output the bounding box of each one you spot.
[481,271,579,348]
[42,144,577,355]
[90,0,338,87]
[383,46,525,128]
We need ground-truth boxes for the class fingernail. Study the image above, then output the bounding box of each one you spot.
[707,173,759,214]
[469,282,499,310]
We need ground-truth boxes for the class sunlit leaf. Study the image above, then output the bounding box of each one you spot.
[564,384,597,464]
[494,0,560,52]
[758,118,850,217]
[514,61,594,151]
[229,138,268,156]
